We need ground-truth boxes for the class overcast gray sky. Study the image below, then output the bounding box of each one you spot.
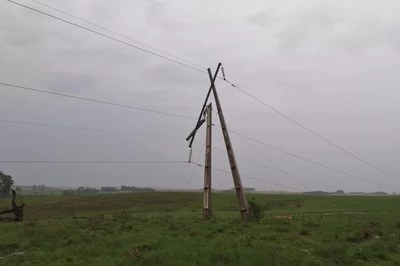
[0,0,399,192]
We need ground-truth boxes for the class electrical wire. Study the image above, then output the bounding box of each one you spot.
[7,0,395,182]
[0,118,280,173]
[190,162,305,192]
[29,0,206,71]
[0,119,184,139]
[6,0,207,75]
[0,160,188,164]
[0,117,280,176]
[210,116,394,189]
[184,145,205,188]
[0,82,195,120]
[223,78,398,181]
[236,133,309,190]
[228,129,398,189]
[2,1,397,189]
[211,145,280,172]
[184,107,218,187]
[0,81,394,189]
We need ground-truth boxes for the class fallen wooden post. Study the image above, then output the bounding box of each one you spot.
[0,190,24,222]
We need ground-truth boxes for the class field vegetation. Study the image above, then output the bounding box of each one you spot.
[1,192,400,265]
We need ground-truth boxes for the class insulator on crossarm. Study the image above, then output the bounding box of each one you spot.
[188,148,193,163]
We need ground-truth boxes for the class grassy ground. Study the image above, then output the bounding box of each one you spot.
[1,192,400,265]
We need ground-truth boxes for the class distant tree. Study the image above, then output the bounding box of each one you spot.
[101,186,117,192]
[0,171,14,198]
[335,189,345,194]
[33,184,45,193]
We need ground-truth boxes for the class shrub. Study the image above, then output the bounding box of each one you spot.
[248,198,264,222]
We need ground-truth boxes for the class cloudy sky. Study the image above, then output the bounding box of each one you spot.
[0,0,399,192]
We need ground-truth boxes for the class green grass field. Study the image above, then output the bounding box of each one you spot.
[1,192,400,265]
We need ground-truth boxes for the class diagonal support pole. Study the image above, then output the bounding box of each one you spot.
[207,64,249,220]
[186,64,221,148]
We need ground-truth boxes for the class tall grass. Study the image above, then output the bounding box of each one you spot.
[1,192,400,265]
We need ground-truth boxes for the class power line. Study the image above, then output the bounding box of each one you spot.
[209,122,395,188]
[211,119,337,189]
[209,109,282,173]
[0,118,281,173]
[29,0,206,71]
[208,94,396,187]
[0,82,195,120]
[8,0,394,181]
[236,133,309,190]
[7,0,207,75]
[236,133,348,190]
[0,160,188,164]
[223,78,398,181]
[0,8,393,189]
[184,146,205,187]
[227,129,399,190]
[184,109,219,187]
[213,146,280,172]
[190,162,305,192]
[0,119,184,139]
[0,79,394,189]
[0,117,301,190]
[242,175,305,192]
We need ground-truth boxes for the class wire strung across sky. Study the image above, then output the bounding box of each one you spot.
[0,119,184,139]
[236,133,309,191]
[7,0,396,182]
[0,80,397,189]
[0,82,195,120]
[6,0,206,75]
[229,130,398,189]
[29,0,206,71]
[2,79,387,186]
[190,162,305,192]
[0,118,283,173]
[3,0,398,189]
[0,160,188,164]
[0,157,305,191]
[211,108,309,190]
[0,118,304,192]
[222,78,399,181]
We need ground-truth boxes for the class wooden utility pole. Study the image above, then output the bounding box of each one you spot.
[207,66,249,220]
[0,190,24,222]
[203,103,212,219]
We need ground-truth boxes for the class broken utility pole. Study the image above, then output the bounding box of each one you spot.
[203,103,212,219]
[186,63,249,220]
[0,190,24,222]
[207,66,249,220]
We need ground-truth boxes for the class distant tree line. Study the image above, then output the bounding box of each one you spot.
[120,186,155,192]
[62,187,99,195]
[305,190,389,195]
[62,185,155,195]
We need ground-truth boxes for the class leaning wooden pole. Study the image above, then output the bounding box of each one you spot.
[203,103,212,219]
[207,65,249,220]
[0,190,24,222]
